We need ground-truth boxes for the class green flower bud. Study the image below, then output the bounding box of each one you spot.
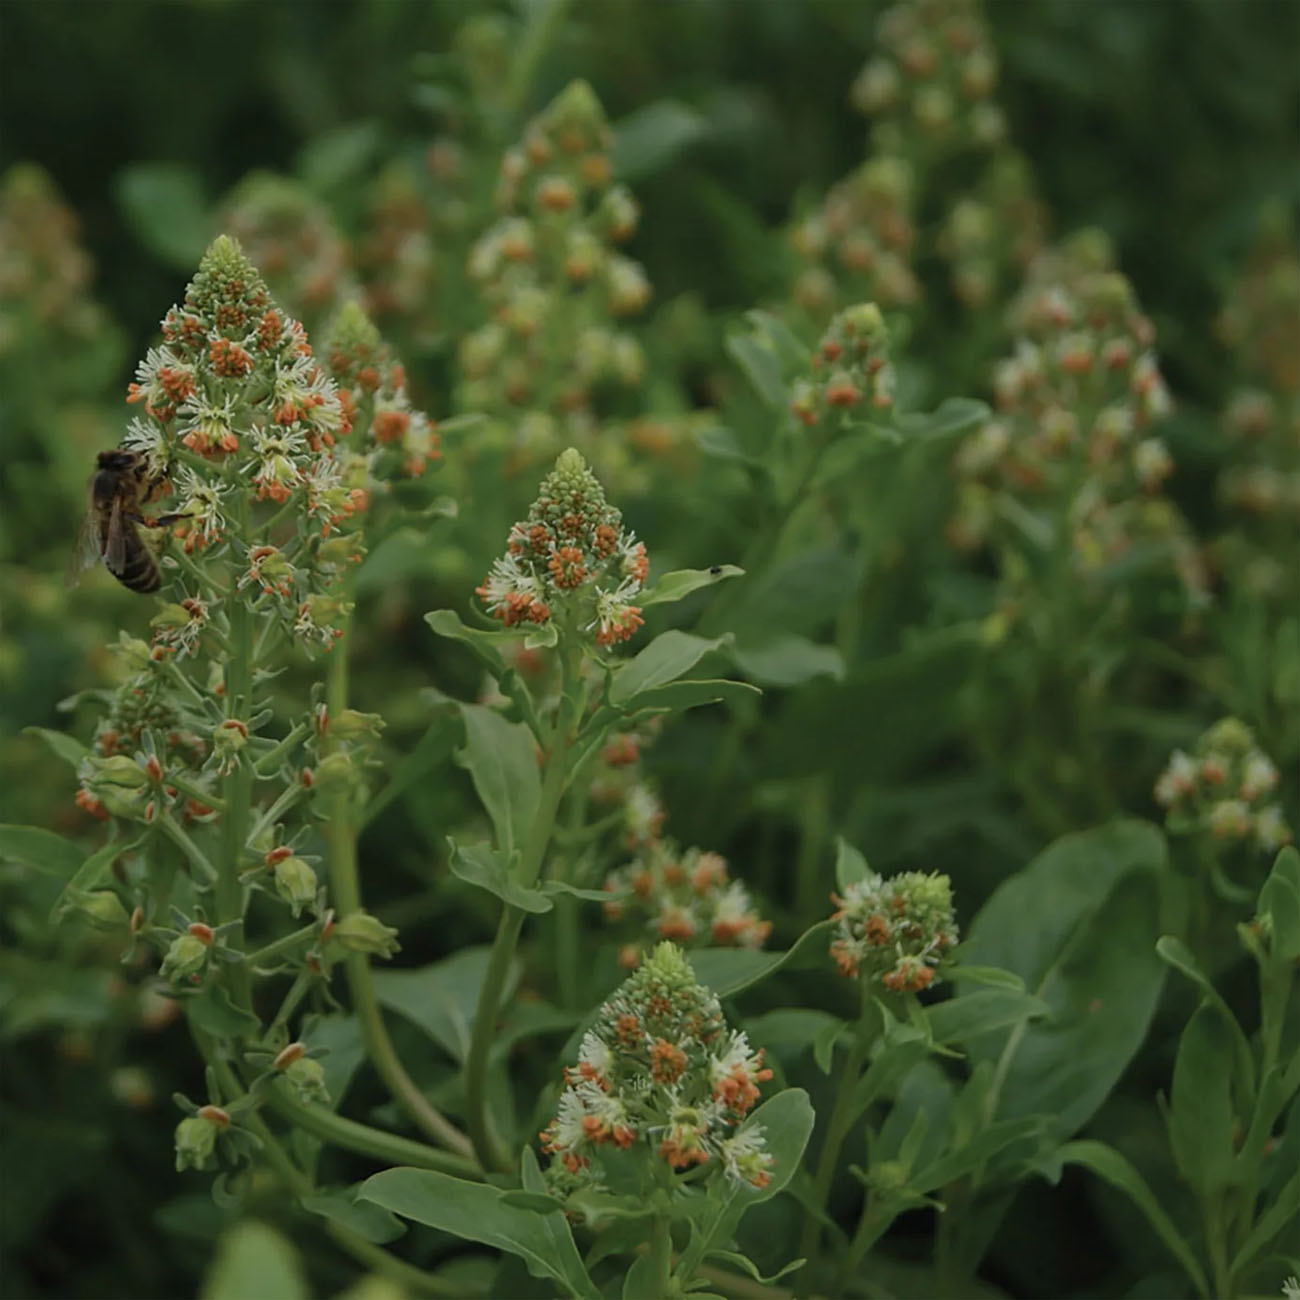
[67,890,130,931]
[311,750,358,797]
[88,755,150,789]
[284,1056,330,1105]
[174,1115,219,1171]
[271,855,318,917]
[330,709,385,743]
[161,933,210,983]
[328,910,400,959]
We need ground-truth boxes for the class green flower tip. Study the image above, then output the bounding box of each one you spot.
[325,299,381,354]
[641,939,696,989]
[550,78,606,129]
[1203,717,1254,756]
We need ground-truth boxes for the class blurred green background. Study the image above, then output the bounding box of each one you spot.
[1,2,1297,1297]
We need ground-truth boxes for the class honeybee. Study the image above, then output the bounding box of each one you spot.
[71,450,176,594]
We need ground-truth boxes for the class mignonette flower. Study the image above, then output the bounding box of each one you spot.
[1154,718,1292,854]
[540,943,774,1194]
[792,303,896,427]
[476,448,648,647]
[603,843,771,965]
[829,869,958,990]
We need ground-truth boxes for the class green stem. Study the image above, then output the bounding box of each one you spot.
[649,1214,674,1294]
[264,1084,483,1179]
[155,811,218,883]
[269,971,312,1034]
[246,924,317,970]
[324,614,474,1162]
[165,773,225,814]
[798,985,875,1268]
[465,641,580,1172]
[254,721,311,777]
[247,781,308,848]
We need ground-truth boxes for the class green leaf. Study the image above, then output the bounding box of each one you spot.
[201,1221,308,1300]
[638,566,744,609]
[185,984,261,1040]
[448,839,553,914]
[613,100,709,181]
[425,609,511,678]
[1047,1141,1209,1298]
[21,727,90,770]
[1232,1163,1300,1280]
[372,946,520,1064]
[0,824,84,880]
[609,632,727,707]
[50,837,141,921]
[675,1089,815,1280]
[454,704,540,860]
[300,1013,365,1111]
[1169,1001,1238,1196]
[301,1188,406,1244]
[359,1167,598,1298]
[616,678,760,717]
[742,1009,842,1066]
[115,163,209,270]
[694,425,763,468]
[925,988,1051,1047]
[835,838,871,893]
[704,1250,805,1287]
[895,397,991,442]
[1259,845,1300,960]
[910,1116,1042,1192]
[951,965,1026,992]
[1155,935,1255,1102]
[730,633,844,687]
[743,310,812,370]
[958,820,1168,1139]
[686,921,833,997]
[725,331,785,409]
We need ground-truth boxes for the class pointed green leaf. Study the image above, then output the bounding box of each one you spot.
[609,632,727,707]
[0,824,84,880]
[50,837,143,922]
[1169,1001,1237,1196]
[638,566,744,609]
[448,839,553,914]
[22,727,90,770]
[454,704,540,860]
[686,921,833,997]
[301,1188,406,1244]
[730,633,844,687]
[835,838,871,893]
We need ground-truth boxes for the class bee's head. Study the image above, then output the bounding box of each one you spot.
[97,450,137,472]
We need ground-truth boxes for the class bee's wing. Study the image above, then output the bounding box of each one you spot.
[104,496,129,574]
[67,486,105,587]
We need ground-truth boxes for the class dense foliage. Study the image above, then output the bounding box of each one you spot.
[1,3,1297,1299]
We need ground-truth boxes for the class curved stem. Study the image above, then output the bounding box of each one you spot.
[263,1084,483,1180]
[324,614,475,1161]
[464,642,579,1172]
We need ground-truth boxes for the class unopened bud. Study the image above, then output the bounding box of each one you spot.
[328,910,400,959]
[161,933,210,982]
[270,855,318,917]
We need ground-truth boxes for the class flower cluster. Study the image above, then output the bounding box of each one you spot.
[790,302,896,426]
[458,80,649,468]
[1154,718,1292,855]
[1212,210,1300,602]
[218,173,356,329]
[851,0,1006,158]
[937,149,1047,310]
[947,232,1200,594]
[539,943,775,1194]
[602,842,772,967]
[324,300,441,481]
[789,159,919,324]
[476,448,648,647]
[829,869,958,990]
[358,161,441,344]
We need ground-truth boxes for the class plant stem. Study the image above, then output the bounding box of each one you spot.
[253,721,311,777]
[166,773,226,813]
[323,614,474,1161]
[155,811,218,883]
[465,641,580,1172]
[798,985,875,1268]
[264,1083,483,1179]
[649,1214,674,1294]
[246,923,317,969]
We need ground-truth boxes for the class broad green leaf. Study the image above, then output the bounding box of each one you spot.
[612,100,708,181]
[895,397,990,442]
[1169,1001,1237,1196]
[185,985,261,1040]
[1047,1141,1208,1298]
[50,837,142,921]
[22,727,89,770]
[623,1253,659,1300]
[959,821,1168,1139]
[448,839,553,914]
[359,1167,598,1298]
[730,633,844,687]
[687,921,833,997]
[425,609,511,678]
[726,332,785,409]
[301,1188,406,1243]
[299,1013,365,1111]
[910,1116,1042,1192]
[835,838,871,893]
[454,704,540,860]
[675,1089,815,1280]
[951,965,1026,992]
[115,163,209,269]
[0,824,83,879]
[741,1009,842,1067]
[372,946,519,1064]
[925,988,1051,1047]
[202,1221,307,1300]
[609,632,727,707]
[1259,845,1300,960]
[1155,935,1255,1101]
[617,678,760,717]
[638,566,744,608]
